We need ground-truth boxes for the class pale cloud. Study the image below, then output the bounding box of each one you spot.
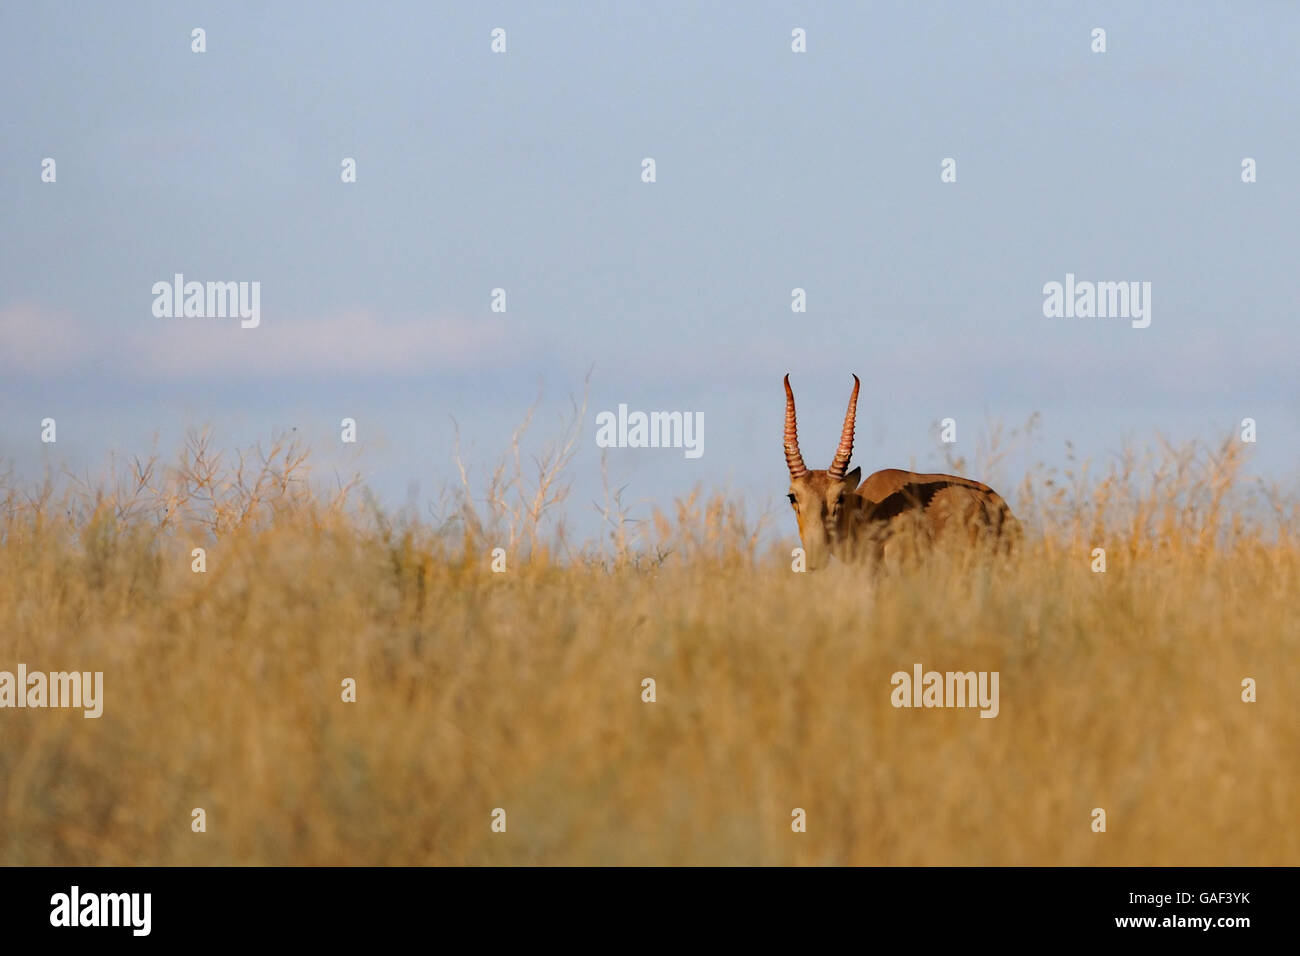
[0,303,512,379]
[0,302,98,373]
[134,310,511,379]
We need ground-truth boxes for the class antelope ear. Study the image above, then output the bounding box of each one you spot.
[840,466,862,490]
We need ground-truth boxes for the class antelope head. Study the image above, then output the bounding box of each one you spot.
[784,374,862,570]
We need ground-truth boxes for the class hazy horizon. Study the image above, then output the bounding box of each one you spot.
[3,1,1297,543]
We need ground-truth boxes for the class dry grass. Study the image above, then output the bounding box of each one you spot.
[0,418,1296,866]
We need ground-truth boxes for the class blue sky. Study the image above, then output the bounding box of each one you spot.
[2,1,1297,543]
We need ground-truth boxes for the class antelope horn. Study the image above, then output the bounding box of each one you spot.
[828,374,859,479]
[783,374,808,479]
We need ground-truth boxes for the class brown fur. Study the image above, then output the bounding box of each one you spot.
[789,466,1020,570]
[784,374,1020,569]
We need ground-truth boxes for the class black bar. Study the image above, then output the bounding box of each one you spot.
[0,866,1282,943]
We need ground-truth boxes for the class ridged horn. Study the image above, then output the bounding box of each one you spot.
[828,374,859,479]
[783,374,808,479]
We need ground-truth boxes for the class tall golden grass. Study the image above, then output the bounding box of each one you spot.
[0,419,1296,865]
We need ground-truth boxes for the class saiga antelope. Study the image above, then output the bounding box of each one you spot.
[784,374,1019,570]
